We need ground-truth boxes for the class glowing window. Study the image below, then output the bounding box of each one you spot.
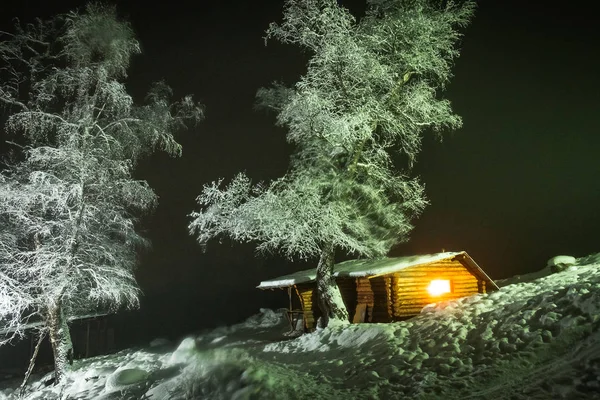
[427,279,451,296]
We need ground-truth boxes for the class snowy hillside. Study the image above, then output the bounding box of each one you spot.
[2,253,600,400]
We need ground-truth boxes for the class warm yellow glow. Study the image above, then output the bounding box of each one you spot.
[427,279,451,296]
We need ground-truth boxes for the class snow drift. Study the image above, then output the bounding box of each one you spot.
[2,254,600,399]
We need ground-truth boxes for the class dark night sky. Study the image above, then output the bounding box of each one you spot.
[1,1,599,341]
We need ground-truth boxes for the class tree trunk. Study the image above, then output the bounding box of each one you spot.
[19,329,46,398]
[47,299,73,384]
[315,244,349,327]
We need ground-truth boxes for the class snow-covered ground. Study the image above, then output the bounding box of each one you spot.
[2,253,600,399]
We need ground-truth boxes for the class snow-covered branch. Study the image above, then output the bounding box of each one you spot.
[191,0,473,267]
[0,4,203,379]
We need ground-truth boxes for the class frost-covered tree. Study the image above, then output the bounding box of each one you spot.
[190,0,473,326]
[0,265,32,346]
[0,3,202,383]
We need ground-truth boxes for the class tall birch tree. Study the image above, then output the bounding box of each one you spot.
[190,0,474,326]
[0,3,202,383]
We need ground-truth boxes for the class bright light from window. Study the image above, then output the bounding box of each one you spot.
[427,279,451,296]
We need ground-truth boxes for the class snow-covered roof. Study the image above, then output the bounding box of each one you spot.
[257,251,498,290]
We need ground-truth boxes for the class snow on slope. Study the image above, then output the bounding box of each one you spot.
[264,253,600,399]
[2,253,600,400]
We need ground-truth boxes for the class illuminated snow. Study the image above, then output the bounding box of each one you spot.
[3,253,600,399]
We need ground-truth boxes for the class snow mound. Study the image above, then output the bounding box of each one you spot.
[6,253,600,400]
[547,255,577,267]
[264,256,600,398]
[547,255,577,273]
[242,308,283,328]
[104,367,149,392]
[576,252,600,266]
[168,337,198,365]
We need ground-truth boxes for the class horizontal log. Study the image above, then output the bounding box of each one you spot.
[394,289,479,298]
[394,265,468,273]
[394,312,423,318]
[392,280,475,287]
[392,285,477,292]
[393,281,478,289]
[393,296,476,306]
[406,261,463,266]
[411,272,464,277]
[394,304,429,310]
[394,307,425,312]
[394,300,442,307]
[392,289,478,296]
[393,284,479,292]
[394,309,426,315]
[399,290,477,298]
[417,262,463,267]
[392,289,476,296]
[393,270,452,276]
[392,274,474,282]
[393,276,469,282]
[451,286,480,292]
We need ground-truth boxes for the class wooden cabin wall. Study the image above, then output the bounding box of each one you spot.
[336,279,357,322]
[355,277,374,322]
[352,276,392,323]
[391,259,481,319]
[295,283,321,331]
[370,276,392,322]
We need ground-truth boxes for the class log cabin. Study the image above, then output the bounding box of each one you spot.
[257,251,499,331]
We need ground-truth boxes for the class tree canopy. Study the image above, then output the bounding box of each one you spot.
[190,0,474,325]
[190,0,474,259]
